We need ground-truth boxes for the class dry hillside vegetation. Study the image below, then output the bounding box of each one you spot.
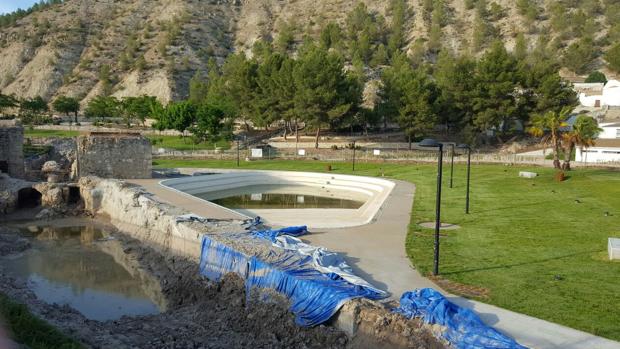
[0,0,617,103]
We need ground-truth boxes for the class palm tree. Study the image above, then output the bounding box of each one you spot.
[561,115,602,170]
[528,106,572,169]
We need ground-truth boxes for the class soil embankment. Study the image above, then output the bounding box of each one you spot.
[0,218,444,349]
[0,220,349,348]
[0,174,447,348]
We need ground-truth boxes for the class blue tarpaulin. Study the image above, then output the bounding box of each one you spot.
[394,288,527,349]
[251,228,387,297]
[198,228,386,326]
[246,253,385,326]
[252,225,308,240]
[198,236,249,281]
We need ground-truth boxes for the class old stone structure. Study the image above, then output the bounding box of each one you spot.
[76,132,152,179]
[0,120,25,178]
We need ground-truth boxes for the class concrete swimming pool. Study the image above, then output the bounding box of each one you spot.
[160,170,395,229]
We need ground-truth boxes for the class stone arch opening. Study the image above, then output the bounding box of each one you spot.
[17,187,42,209]
[0,161,8,174]
[67,186,81,204]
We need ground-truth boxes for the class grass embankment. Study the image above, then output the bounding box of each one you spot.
[23,129,80,138]
[153,158,620,340]
[148,136,230,151]
[23,129,231,151]
[0,293,83,349]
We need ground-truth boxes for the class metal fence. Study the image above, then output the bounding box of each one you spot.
[152,147,620,168]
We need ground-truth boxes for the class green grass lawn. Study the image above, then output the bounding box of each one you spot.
[0,292,83,349]
[153,158,620,340]
[23,129,231,151]
[148,135,231,151]
[23,129,80,138]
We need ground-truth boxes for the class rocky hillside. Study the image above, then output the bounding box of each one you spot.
[0,0,617,104]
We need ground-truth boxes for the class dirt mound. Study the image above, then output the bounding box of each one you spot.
[0,224,348,349]
[0,220,445,349]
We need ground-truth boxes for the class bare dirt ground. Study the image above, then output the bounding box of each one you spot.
[0,219,347,349]
[0,218,444,349]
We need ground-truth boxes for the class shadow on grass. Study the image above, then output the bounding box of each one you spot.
[441,249,603,276]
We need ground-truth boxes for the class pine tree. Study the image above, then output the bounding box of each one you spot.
[293,45,360,148]
[377,52,438,148]
[387,0,408,58]
[188,72,209,105]
[605,42,620,73]
[427,0,446,53]
[218,53,258,131]
[514,32,528,61]
[275,20,296,54]
[471,41,520,133]
[434,51,476,133]
[562,37,597,74]
[319,22,342,51]
[370,44,388,67]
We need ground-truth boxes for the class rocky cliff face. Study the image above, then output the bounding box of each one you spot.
[0,0,616,104]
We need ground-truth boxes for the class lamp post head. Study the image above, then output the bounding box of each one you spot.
[419,138,442,148]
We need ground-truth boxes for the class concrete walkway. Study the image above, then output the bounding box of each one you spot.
[130,178,246,220]
[129,173,620,349]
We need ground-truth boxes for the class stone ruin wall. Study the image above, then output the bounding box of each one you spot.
[0,120,25,179]
[77,133,152,179]
[77,177,444,347]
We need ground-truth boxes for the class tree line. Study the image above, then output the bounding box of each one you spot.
[0,0,63,28]
[0,0,597,151]
[0,93,160,130]
[2,27,578,150]
[178,36,577,148]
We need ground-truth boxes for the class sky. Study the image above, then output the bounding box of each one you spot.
[0,0,40,15]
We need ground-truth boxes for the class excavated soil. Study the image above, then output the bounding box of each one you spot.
[0,218,445,349]
[0,220,346,349]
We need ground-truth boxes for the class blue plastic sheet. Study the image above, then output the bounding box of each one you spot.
[251,229,387,297]
[199,230,386,327]
[394,288,527,349]
[252,225,308,240]
[246,253,385,326]
[198,236,249,281]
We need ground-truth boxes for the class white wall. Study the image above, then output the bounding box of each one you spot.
[577,80,620,107]
[579,93,603,107]
[575,147,620,163]
[603,80,620,107]
[599,124,620,139]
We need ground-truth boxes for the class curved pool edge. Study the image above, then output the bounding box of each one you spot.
[159,169,396,229]
[156,177,251,221]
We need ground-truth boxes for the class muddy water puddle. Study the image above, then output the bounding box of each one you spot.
[197,184,367,209]
[2,224,166,321]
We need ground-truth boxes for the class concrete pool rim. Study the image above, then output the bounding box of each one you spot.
[158,169,396,229]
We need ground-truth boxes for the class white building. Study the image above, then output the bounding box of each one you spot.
[575,82,604,107]
[577,80,620,107]
[575,122,620,163]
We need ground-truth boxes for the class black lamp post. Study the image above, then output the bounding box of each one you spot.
[457,144,471,214]
[236,139,240,167]
[352,140,356,172]
[449,143,455,188]
[419,138,443,276]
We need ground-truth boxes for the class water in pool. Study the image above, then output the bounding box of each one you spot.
[2,225,165,321]
[197,184,366,209]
